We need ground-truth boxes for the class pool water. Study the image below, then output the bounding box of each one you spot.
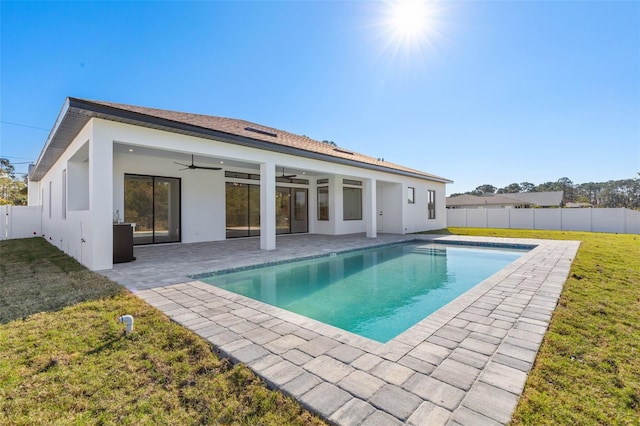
[200,242,528,342]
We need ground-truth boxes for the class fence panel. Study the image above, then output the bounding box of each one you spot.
[487,209,509,228]
[447,208,639,234]
[447,209,467,227]
[510,209,534,229]
[534,209,562,230]
[560,208,591,231]
[5,206,42,240]
[626,209,640,234]
[466,209,487,228]
[592,209,625,234]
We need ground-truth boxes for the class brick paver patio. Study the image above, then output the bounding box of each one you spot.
[100,233,579,425]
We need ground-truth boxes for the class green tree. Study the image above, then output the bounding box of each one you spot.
[497,183,522,194]
[0,158,27,205]
[557,177,575,202]
[472,184,496,195]
[520,182,535,192]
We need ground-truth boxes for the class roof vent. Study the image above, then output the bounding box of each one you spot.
[245,127,277,138]
[333,147,354,155]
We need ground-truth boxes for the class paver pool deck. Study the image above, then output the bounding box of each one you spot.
[100,233,580,425]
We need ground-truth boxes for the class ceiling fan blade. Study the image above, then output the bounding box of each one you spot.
[280,167,297,178]
[176,154,222,170]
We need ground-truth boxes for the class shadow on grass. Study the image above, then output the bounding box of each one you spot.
[0,238,123,324]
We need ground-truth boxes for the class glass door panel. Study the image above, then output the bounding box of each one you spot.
[249,184,261,237]
[226,182,249,238]
[226,182,261,238]
[276,186,291,235]
[124,175,154,245]
[154,178,180,243]
[291,188,308,233]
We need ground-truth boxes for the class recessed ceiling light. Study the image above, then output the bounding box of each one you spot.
[220,161,224,164]
[128,149,134,152]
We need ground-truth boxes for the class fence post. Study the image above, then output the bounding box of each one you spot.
[2,205,7,240]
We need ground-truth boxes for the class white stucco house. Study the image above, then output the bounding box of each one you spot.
[28,97,452,271]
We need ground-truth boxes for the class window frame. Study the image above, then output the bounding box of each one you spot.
[428,189,436,219]
[343,186,363,221]
[317,186,329,221]
[408,187,415,204]
[62,169,67,219]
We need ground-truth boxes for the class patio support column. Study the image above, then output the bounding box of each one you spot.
[260,161,276,250]
[364,178,377,238]
[89,120,114,270]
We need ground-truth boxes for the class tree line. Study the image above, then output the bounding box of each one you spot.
[450,175,640,209]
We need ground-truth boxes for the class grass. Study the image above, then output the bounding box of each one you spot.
[445,228,640,425]
[0,238,325,425]
[0,238,122,323]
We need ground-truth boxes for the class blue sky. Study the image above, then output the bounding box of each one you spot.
[1,0,638,194]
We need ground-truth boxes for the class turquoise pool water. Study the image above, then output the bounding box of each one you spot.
[200,242,528,342]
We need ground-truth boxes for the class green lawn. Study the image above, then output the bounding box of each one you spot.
[0,238,325,425]
[445,228,640,425]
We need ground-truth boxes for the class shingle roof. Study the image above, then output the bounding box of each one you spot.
[446,191,564,208]
[39,97,450,183]
[505,191,564,207]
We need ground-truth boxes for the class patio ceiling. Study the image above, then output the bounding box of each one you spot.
[113,143,324,177]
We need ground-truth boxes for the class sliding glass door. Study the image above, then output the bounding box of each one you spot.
[226,183,308,238]
[277,186,308,235]
[226,182,260,238]
[124,174,181,245]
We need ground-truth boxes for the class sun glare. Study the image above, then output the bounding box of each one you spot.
[373,0,445,64]
[390,1,431,38]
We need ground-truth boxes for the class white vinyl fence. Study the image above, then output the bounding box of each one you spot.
[1,205,42,241]
[447,208,640,234]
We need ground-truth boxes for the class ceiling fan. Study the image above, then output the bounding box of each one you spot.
[280,167,297,178]
[174,155,222,171]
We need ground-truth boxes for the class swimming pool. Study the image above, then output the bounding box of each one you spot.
[200,242,529,342]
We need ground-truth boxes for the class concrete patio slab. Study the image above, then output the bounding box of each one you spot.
[100,233,580,425]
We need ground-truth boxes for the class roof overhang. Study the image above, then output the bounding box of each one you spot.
[30,97,453,184]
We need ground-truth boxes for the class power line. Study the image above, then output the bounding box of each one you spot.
[0,155,35,161]
[0,120,49,131]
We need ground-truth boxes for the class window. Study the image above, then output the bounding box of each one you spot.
[428,190,436,219]
[317,186,329,221]
[343,179,362,186]
[343,187,362,220]
[48,181,52,219]
[317,178,329,185]
[408,187,415,204]
[62,169,67,219]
